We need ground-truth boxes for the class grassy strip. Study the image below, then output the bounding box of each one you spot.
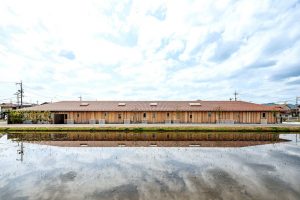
[0,126,299,133]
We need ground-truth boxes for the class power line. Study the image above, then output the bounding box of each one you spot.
[25,90,53,99]
[23,85,70,99]
[273,98,298,104]
[0,81,17,84]
[239,93,296,104]
[0,97,15,102]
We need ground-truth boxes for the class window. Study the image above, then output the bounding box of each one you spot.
[262,112,266,118]
[152,112,156,118]
[208,112,211,117]
[167,113,170,117]
[77,113,80,118]
[143,113,146,118]
[118,113,122,119]
[189,102,201,106]
[190,114,192,119]
[104,112,108,117]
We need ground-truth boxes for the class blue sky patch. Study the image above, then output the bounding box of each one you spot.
[59,50,76,60]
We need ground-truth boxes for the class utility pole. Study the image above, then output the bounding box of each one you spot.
[296,97,300,118]
[16,81,24,108]
[296,97,300,106]
[14,92,20,107]
[234,91,238,101]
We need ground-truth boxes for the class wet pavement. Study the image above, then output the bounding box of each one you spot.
[0,132,299,200]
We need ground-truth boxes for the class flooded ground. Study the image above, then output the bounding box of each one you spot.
[0,132,299,200]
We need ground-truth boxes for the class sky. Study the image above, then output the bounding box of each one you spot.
[0,0,299,104]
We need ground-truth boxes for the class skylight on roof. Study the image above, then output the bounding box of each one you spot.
[80,103,89,106]
[189,102,201,106]
[150,103,157,106]
[118,103,126,106]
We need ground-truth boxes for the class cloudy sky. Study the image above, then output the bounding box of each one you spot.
[0,0,299,104]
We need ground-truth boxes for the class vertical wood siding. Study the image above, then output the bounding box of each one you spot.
[54,111,278,124]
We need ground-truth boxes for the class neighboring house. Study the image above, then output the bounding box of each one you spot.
[286,104,299,117]
[20,100,282,124]
[1,103,38,119]
[264,103,299,120]
[0,103,18,119]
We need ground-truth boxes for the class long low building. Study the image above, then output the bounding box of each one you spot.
[20,100,282,124]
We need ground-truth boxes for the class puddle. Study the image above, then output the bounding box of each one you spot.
[0,132,299,200]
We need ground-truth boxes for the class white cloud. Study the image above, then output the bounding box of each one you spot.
[0,0,299,104]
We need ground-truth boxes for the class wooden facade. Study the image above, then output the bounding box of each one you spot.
[53,111,278,124]
[22,100,281,124]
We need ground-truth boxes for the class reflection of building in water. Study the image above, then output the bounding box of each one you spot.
[17,140,286,147]
[8,132,287,147]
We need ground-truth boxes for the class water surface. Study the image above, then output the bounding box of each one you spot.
[0,132,299,200]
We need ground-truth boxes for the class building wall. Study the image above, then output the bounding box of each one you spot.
[54,111,278,124]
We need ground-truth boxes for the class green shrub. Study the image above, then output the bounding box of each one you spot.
[8,111,24,124]
[7,111,52,124]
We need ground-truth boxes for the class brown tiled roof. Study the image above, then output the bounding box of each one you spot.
[20,100,282,112]
[268,105,290,112]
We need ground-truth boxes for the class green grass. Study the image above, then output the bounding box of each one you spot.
[0,126,299,133]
